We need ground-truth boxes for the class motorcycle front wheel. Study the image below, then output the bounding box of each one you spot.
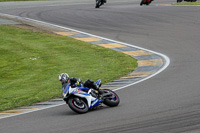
[103,89,120,107]
[67,97,89,114]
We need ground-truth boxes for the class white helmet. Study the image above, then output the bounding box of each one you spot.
[59,73,69,82]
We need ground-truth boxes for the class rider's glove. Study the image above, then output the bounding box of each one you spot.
[75,81,80,86]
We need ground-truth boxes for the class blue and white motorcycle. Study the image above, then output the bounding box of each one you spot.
[63,79,120,114]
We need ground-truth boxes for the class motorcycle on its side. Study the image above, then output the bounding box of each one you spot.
[63,79,120,114]
[140,0,154,6]
[95,0,107,8]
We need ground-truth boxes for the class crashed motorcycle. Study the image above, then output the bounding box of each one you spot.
[140,0,153,6]
[95,0,106,8]
[63,79,120,114]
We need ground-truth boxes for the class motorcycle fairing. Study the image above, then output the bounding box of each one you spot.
[69,88,96,107]
[64,79,103,109]
[90,99,102,108]
[95,79,101,86]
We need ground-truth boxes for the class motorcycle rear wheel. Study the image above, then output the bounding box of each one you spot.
[68,97,89,114]
[103,89,120,107]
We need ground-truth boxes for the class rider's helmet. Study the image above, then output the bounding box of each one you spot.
[59,73,69,83]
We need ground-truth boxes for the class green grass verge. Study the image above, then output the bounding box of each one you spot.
[172,2,200,5]
[0,25,137,111]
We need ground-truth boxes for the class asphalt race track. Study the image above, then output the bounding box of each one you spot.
[1,0,200,132]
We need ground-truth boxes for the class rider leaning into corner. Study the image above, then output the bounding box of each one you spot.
[95,0,107,8]
[59,73,103,97]
[140,0,154,6]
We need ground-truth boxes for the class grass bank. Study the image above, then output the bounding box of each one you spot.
[0,25,137,111]
[172,2,200,5]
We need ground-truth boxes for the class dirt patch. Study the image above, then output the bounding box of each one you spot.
[12,24,55,35]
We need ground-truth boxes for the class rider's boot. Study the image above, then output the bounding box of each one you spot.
[98,89,104,95]
[97,89,104,99]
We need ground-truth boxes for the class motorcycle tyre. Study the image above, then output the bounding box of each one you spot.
[140,0,145,6]
[103,89,120,107]
[96,0,102,8]
[67,97,89,114]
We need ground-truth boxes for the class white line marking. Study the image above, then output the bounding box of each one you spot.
[0,103,65,120]
[0,13,170,119]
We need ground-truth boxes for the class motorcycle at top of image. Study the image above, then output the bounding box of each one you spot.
[177,0,197,2]
[95,0,107,8]
[63,79,120,114]
[140,0,154,6]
